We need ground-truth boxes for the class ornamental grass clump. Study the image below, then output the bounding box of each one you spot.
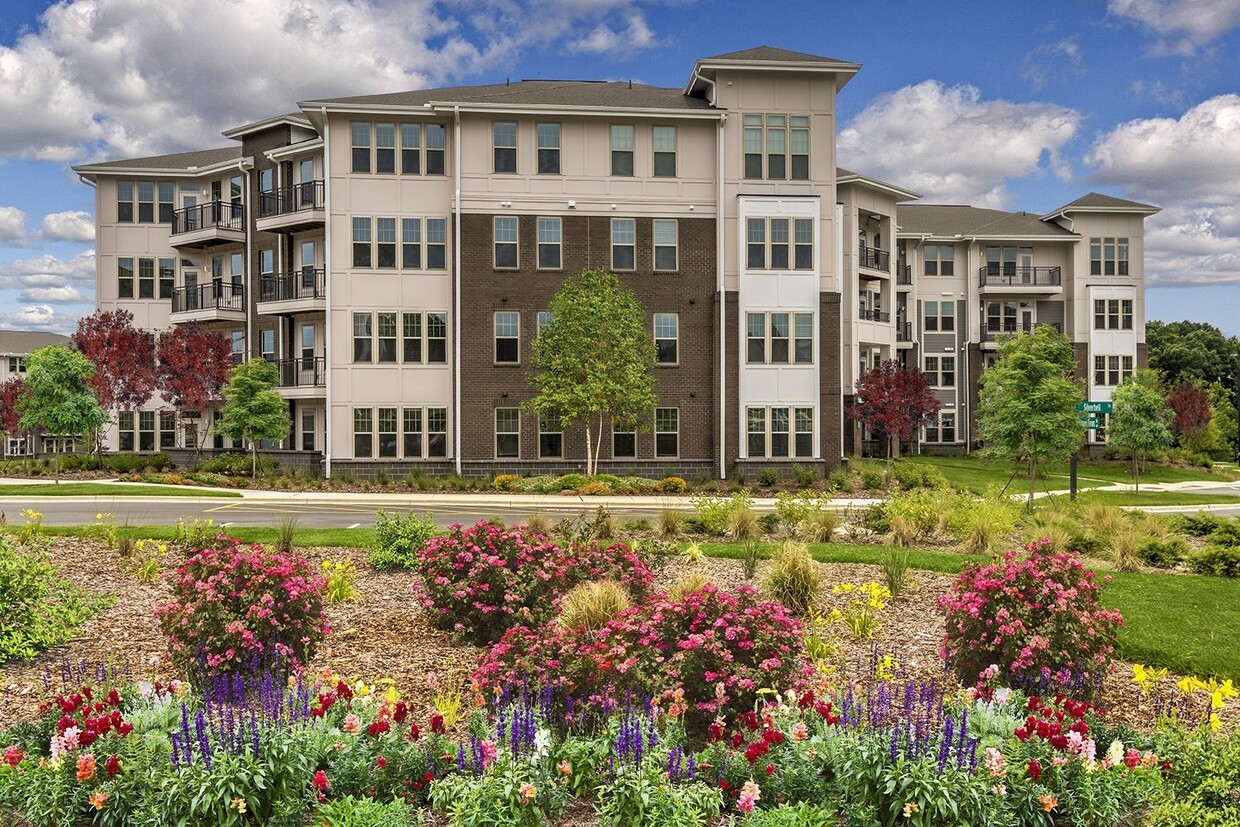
[762,541,821,616]
[939,541,1123,693]
[413,520,653,646]
[155,536,329,683]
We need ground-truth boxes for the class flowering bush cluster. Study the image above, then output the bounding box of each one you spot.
[155,536,329,680]
[413,520,653,645]
[939,541,1123,692]
[473,583,806,732]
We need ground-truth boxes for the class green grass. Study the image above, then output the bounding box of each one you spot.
[28,523,372,547]
[0,483,241,498]
[897,455,1234,495]
[1070,491,1240,507]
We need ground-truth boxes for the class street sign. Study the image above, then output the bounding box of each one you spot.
[1079,414,1100,428]
[1076,401,1113,414]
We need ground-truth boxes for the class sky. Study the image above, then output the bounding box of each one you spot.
[1,0,1239,335]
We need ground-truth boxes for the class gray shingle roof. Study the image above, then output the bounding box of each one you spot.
[305,80,713,110]
[1051,192,1159,212]
[898,205,1075,238]
[0,331,70,355]
[701,46,851,64]
[75,146,242,172]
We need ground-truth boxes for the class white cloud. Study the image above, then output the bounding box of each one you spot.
[0,0,670,162]
[1109,0,1240,55]
[569,13,659,54]
[0,304,62,331]
[19,285,86,303]
[0,250,96,292]
[1021,38,1084,92]
[838,81,1081,209]
[0,207,27,246]
[39,210,94,242]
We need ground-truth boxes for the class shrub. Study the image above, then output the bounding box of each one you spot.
[413,521,653,645]
[578,480,612,496]
[556,581,631,632]
[658,507,684,539]
[0,536,104,662]
[155,536,329,680]
[892,464,949,491]
[1207,520,1240,548]
[756,467,781,488]
[1172,512,1223,536]
[1138,536,1189,569]
[939,541,1123,693]
[791,463,819,488]
[523,511,553,536]
[762,541,821,615]
[691,491,754,536]
[492,474,520,491]
[369,509,437,570]
[882,546,910,598]
[725,504,759,541]
[797,510,841,543]
[323,558,362,603]
[828,469,853,493]
[313,796,416,827]
[858,464,885,491]
[199,451,276,477]
[1189,544,1240,577]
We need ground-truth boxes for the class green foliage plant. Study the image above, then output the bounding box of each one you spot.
[762,540,821,615]
[1109,369,1175,491]
[882,546,911,598]
[690,490,753,535]
[216,359,292,478]
[16,345,107,483]
[597,763,722,827]
[1138,536,1188,569]
[312,796,418,827]
[368,509,437,570]
[0,534,104,662]
[556,580,631,631]
[323,558,362,603]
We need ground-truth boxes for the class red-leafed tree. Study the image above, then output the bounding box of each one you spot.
[851,360,942,460]
[0,377,26,441]
[155,323,234,449]
[72,309,157,464]
[1167,381,1212,439]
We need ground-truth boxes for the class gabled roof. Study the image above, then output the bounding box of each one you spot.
[0,331,70,355]
[702,46,850,64]
[302,80,714,112]
[837,167,920,201]
[222,112,313,140]
[73,146,242,175]
[687,45,861,96]
[1042,192,1160,220]
[897,205,1076,239]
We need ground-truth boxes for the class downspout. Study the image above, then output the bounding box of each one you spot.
[453,105,462,476]
[836,201,845,462]
[962,239,975,450]
[321,106,333,479]
[240,158,253,369]
[716,113,726,480]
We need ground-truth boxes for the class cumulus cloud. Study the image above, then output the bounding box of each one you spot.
[19,285,86,303]
[1108,0,1240,55]
[0,0,670,162]
[0,207,28,246]
[1021,38,1084,92]
[838,81,1081,208]
[0,250,96,292]
[0,304,62,331]
[39,210,94,242]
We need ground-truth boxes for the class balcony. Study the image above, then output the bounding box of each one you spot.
[896,265,912,285]
[980,320,1062,344]
[255,181,326,234]
[978,265,1062,294]
[858,308,890,323]
[256,269,326,315]
[170,282,246,323]
[274,357,326,397]
[169,202,245,249]
[896,321,913,343]
[858,244,890,272]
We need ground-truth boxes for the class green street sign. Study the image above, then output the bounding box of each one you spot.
[1079,415,1100,428]
[1076,401,1113,414]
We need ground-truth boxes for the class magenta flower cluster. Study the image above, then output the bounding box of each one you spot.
[412,520,653,646]
[938,541,1123,691]
[155,537,329,679]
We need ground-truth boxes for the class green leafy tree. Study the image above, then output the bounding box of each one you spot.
[1207,381,1239,462]
[1147,319,1240,389]
[528,268,658,475]
[16,346,107,483]
[216,359,291,477]
[976,324,1085,508]
[1108,369,1173,491]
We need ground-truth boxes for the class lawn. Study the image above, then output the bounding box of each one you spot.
[1070,490,1240,507]
[896,454,1234,495]
[35,522,369,546]
[0,483,241,498]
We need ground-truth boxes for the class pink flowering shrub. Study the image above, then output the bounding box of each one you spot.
[473,583,806,733]
[938,541,1123,692]
[412,521,653,645]
[155,536,329,680]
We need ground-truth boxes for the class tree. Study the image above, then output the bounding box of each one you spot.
[16,346,107,482]
[1207,381,1239,462]
[976,324,1085,508]
[0,377,26,448]
[850,360,941,461]
[1167,381,1212,442]
[1108,370,1173,491]
[71,309,157,465]
[155,323,234,449]
[216,359,291,477]
[528,268,658,475]
[1147,320,1240,390]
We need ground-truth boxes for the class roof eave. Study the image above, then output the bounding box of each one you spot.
[688,58,861,93]
[265,137,324,162]
[299,100,722,119]
[837,173,920,201]
[1040,204,1162,222]
[221,114,313,140]
[73,155,251,178]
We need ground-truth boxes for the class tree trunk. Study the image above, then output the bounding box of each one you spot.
[584,421,594,477]
[1027,456,1036,509]
[251,439,258,478]
[54,450,61,484]
[594,414,605,478]
[1133,453,1140,493]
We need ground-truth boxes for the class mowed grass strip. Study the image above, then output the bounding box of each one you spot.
[33,523,373,548]
[896,455,1235,495]
[0,483,241,498]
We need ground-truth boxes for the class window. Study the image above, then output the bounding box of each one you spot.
[537,311,553,336]
[229,252,243,286]
[538,413,563,458]
[1094,355,1134,386]
[795,408,813,457]
[924,244,954,276]
[1122,299,1133,329]
[610,125,634,176]
[537,217,561,269]
[653,219,677,271]
[427,219,446,268]
[137,258,155,299]
[353,408,373,457]
[747,406,814,458]
[536,123,560,174]
[259,329,275,361]
[352,217,372,267]
[230,332,244,365]
[652,126,676,177]
[495,311,519,363]
[376,218,397,268]
[794,313,813,363]
[743,114,809,179]
[793,219,813,269]
[611,218,635,270]
[425,123,446,175]
[747,312,812,364]
[350,122,371,173]
[302,410,315,451]
[158,183,175,223]
[401,218,421,269]
[746,218,808,270]
[118,411,134,451]
[655,408,678,457]
[770,218,790,269]
[427,313,447,363]
[493,121,517,173]
[496,409,520,458]
[117,182,134,223]
[138,410,155,452]
[258,169,274,214]
[375,123,396,174]
[402,408,422,457]
[402,313,422,362]
[259,249,274,282]
[137,182,154,223]
[118,257,134,298]
[747,218,766,269]
[924,356,955,387]
[613,426,636,458]
[494,217,518,268]
[7,357,25,374]
[1093,299,1134,330]
[353,312,372,362]
[400,123,420,174]
[377,312,397,363]
[1090,237,1129,276]
[427,407,447,456]
[923,300,955,332]
[654,313,678,365]
[377,407,397,457]
[160,410,175,449]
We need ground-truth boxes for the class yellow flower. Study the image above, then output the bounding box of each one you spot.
[902,802,919,817]
[518,783,537,804]
[230,798,247,813]
[1038,793,1058,812]
[96,513,103,520]
[89,791,110,811]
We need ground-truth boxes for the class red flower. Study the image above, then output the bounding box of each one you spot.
[118,722,133,736]
[1026,759,1041,781]
[377,756,387,769]
[368,720,391,737]
[430,713,445,735]
[765,763,775,776]
[731,732,743,748]
[763,728,783,745]
[707,721,724,744]
[79,730,98,748]
[423,771,434,782]
[408,723,421,741]
[336,680,353,701]
[393,702,408,723]
[105,755,121,778]
[313,769,329,791]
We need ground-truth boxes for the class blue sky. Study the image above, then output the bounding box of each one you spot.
[1,0,1238,334]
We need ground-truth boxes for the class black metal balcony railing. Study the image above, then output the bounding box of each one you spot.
[257,180,326,217]
[980,321,1062,341]
[171,281,244,314]
[896,321,913,341]
[858,308,891,323]
[170,201,245,235]
[276,357,325,388]
[978,265,1062,287]
[896,265,912,285]
[858,243,890,271]
[260,269,326,302]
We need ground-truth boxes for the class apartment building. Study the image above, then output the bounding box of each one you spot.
[0,331,71,457]
[72,46,1157,475]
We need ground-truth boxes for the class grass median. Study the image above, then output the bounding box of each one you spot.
[0,483,241,498]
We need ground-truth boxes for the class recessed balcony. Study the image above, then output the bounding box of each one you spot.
[858,308,890,323]
[169,202,245,249]
[255,181,326,234]
[896,265,912,285]
[980,320,1062,346]
[256,269,326,315]
[978,265,1062,294]
[896,321,913,346]
[169,282,246,323]
[858,244,890,274]
[274,357,326,398]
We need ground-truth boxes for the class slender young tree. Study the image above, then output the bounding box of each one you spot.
[528,268,658,475]
[216,359,291,477]
[71,309,157,465]
[976,324,1086,508]
[1167,381,1212,443]
[1109,369,1173,492]
[154,323,235,450]
[16,346,107,483]
[0,377,26,448]
[850,359,941,461]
